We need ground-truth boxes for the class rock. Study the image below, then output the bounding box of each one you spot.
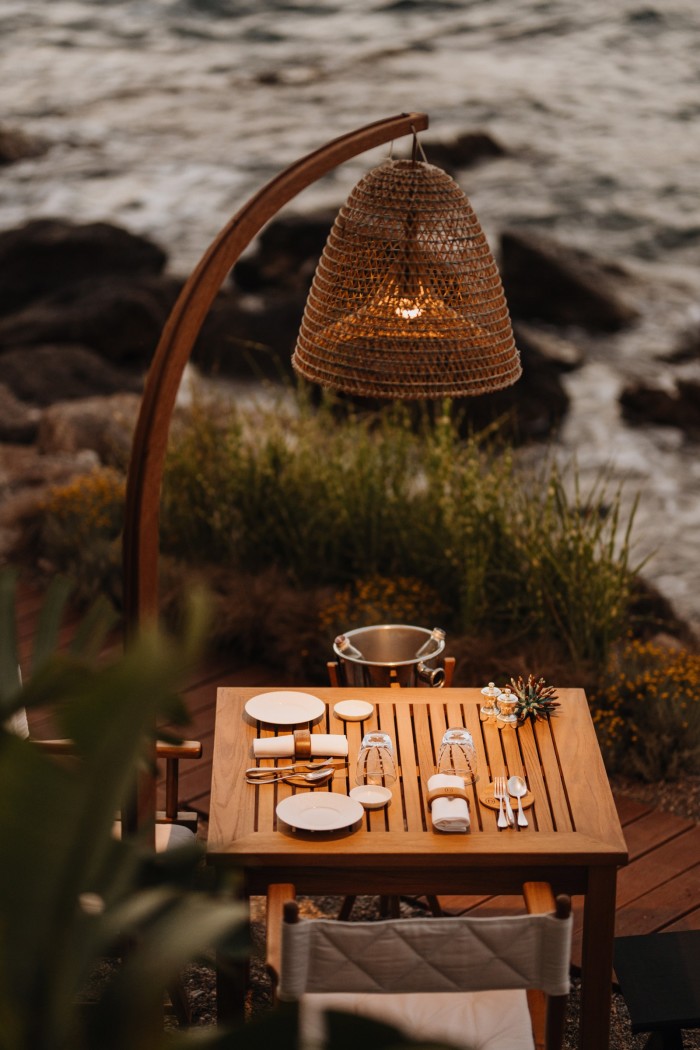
[0,275,182,365]
[423,130,506,172]
[619,378,700,434]
[233,210,335,294]
[664,318,700,363]
[500,227,639,331]
[193,288,303,379]
[0,384,41,444]
[0,219,167,317]
[0,345,142,406]
[0,125,49,166]
[512,321,584,372]
[37,393,142,467]
[453,334,571,442]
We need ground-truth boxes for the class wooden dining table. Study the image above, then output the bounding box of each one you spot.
[207,685,628,1050]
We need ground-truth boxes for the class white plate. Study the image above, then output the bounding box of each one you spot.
[276,792,364,831]
[244,690,325,726]
[349,785,392,809]
[333,699,374,722]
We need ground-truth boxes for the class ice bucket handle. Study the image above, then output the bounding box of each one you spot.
[416,661,446,688]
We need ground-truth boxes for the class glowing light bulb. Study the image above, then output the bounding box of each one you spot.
[396,298,422,319]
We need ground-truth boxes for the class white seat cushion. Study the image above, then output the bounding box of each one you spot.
[112,821,196,851]
[300,988,535,1050]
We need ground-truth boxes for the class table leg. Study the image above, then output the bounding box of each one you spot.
[580,866,618,1050]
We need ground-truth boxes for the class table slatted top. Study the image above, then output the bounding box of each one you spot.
[208,687,627,886]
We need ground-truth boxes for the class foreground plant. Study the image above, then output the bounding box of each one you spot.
[0,571,252,1050]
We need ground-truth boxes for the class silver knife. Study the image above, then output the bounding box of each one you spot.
[504,792,515,826]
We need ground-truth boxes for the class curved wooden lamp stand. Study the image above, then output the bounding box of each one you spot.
[123,112,429,632]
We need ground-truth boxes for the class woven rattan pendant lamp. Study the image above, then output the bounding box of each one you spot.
[293,154,521,398]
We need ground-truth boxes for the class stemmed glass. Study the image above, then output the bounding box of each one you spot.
[437,727,478,783]
[355,732,397,787]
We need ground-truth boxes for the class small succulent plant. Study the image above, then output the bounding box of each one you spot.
[510,673,560,723]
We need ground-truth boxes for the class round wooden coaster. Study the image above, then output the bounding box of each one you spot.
[479,781,535,810]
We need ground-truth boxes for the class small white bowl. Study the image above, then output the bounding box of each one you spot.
[333,699,374,722]
[349,785,392,809]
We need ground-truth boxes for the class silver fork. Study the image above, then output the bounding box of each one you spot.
[494,776,509,829]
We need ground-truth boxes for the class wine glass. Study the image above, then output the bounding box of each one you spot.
[437,727,478,783]
[355,731,397,787]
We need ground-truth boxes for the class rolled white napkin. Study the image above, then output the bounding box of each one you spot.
[428,773,470,833]
[253,734,348,758]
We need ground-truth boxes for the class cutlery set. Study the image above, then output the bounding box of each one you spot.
[494,775,528,828]
[245,759,346,785]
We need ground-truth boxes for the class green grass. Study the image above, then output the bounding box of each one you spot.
[158,390,639,672]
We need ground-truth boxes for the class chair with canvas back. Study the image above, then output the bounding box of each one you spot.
[266,881,572,1050]
[6,703,202,850]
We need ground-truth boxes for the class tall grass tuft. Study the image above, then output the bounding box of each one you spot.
[160,390,640,671]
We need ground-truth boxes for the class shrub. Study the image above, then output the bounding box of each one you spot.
[36,468,125,606]
[318,574,448,638]
[20,389,644,678]
[160,392,640,671]
[589,637,700,781]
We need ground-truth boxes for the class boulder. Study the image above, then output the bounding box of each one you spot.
[619,378,700,435]
[452,333,571,442]
[232,210,335,294]
[664,318,700,363]
[0,275,182,365]
[500,227,639,331]
[193,288,303,380]
[422,130,506,173]
[0,125,48,166]
[0,219,167,316]
[0,384,41,444]
[512,320,584,372]
[0,345,142,406]
[37,393,142,468]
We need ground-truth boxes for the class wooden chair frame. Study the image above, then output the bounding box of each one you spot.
[266,881,571,1050]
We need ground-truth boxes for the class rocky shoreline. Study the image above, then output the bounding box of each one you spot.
[2,126,700,622]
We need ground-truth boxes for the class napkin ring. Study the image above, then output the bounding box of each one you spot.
[426,785,470,809]
[293,728,312,759]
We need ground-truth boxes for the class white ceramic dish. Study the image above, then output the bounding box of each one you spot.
[276,792,364,831]
[333,699,374,722]
[349,785,392,809]
[244,690,325,726]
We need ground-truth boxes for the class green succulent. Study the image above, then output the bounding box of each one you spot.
[510,673,560,723]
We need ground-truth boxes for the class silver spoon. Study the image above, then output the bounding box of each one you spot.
[507,775,529,827]
[245,767,334,786]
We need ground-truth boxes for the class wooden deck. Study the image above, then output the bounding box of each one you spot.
[15,582,700,971]
[176,662,700,971]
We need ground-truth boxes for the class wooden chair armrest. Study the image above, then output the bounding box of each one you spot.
[265,883,297,992]
[155,740,202,760]
[33,738,202,759]
[32,738,75,755]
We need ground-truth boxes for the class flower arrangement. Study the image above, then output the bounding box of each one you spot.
[510,673,560,723]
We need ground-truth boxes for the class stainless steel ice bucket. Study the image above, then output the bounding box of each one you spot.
[332,624,447,688]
